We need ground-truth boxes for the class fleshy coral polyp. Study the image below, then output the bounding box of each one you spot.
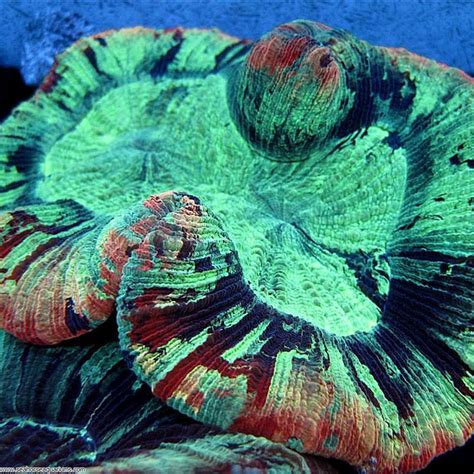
[0,20,473,474]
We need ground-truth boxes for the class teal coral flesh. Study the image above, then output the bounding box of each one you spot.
[0,21,473,473]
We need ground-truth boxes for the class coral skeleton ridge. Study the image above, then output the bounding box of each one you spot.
[0,21,473,473]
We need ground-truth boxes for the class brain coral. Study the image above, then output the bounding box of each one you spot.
[0,21,473,473]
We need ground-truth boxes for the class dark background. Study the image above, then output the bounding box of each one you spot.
[0,0,473,472]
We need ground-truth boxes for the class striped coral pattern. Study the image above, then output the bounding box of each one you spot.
[0,21,472,473]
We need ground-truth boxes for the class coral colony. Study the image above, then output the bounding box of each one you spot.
[0,20,473,473]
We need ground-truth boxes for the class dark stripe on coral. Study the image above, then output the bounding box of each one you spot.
[392,249,474,266]
[58,346,102,421]
[150,40,184,78]
[83,47,102,75]
[94,37,107,47]
[152,302,267,401]
[384,278,473,397]
[213,41,252,71]
[348,332,415,419]
[195,256,213,272]
[345,252,387,310]
[6,222,94,282]
[127,273,253,351]
[0,179,28,193]
[65,298,91,335]
[7,144,38,174]
[343,350,381,409]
